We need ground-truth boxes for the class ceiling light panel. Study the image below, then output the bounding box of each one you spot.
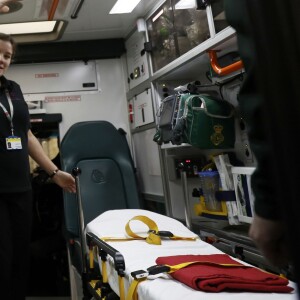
[109,0,142,14]
[0,21,56,35]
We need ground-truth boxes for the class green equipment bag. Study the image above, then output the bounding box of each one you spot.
[183,94,235,149]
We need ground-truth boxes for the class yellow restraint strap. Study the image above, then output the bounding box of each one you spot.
[89,246,95,269]
[102,215,197,245]
[100,215,198,300]
[126,215,161,245]
[101,256,126,300]
[126,277,147,300]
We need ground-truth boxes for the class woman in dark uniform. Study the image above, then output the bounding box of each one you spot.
[0,33,76,300]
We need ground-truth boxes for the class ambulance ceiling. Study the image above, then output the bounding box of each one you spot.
[0,0,158,42]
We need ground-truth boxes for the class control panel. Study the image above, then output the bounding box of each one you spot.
[174,158,205,178]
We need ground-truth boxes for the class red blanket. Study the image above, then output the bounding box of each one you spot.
[156,254,293,293]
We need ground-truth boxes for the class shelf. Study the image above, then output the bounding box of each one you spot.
[161,142,192,149]
[30,113,62,124]
[30,113,62,138]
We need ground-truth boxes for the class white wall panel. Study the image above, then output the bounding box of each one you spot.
[126,30,150,89]
[6,61,98,93]
[6,59,130,141]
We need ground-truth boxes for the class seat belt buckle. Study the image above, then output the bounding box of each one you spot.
[157,231,174,238]
[131,270,149,280]
[148,230,174,238]
[147,264,171,275]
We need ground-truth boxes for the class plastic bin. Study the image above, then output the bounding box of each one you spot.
[198,171,222,212]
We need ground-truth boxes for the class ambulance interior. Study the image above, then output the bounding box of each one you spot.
[0,1,296,300]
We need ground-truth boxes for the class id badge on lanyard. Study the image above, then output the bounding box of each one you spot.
[6,136,22,150]
[0,90,23,150]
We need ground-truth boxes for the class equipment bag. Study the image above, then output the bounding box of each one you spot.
[183,94,235,149]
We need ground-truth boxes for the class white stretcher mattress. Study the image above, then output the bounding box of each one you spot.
[86,209,298,300]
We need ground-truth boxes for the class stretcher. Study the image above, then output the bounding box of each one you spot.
[60,121,297,300]
[85,209,297,300]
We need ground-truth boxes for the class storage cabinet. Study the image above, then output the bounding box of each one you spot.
[146,1,178,72]
[146,0,211,72]
[126,0,243,214]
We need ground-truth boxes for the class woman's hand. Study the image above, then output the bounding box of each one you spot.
[0,2,9,13]
[51,170,76,194]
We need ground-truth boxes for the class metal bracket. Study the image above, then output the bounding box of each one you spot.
[196,0,211,10]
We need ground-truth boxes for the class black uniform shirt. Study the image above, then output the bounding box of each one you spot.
[0,76,31,193]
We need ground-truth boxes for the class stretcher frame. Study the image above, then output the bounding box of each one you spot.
[81,210,297,300]
[71,174,297,300]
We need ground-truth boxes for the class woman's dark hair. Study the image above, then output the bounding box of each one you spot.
[0,33,16,57]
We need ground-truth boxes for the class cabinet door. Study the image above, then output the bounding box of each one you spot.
[133,89,154,127]
[146,0,210,72]
[147,0,177,72]
[172,0,210,55]
[126,30,150,89]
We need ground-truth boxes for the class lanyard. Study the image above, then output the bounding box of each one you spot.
[0,90,14,136]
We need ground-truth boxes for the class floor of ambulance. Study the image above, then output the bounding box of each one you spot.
[26,254,71,299]
[26,232,71,299]
[28,183,71,299]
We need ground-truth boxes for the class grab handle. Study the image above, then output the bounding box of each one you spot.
[208,50,243,76]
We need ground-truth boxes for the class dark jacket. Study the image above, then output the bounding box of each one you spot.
[224,0,281,220]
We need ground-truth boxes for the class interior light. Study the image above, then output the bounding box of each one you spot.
[0,21,56,35]
[175,0,196,10]
[109,0,142,14]
[0,21,67,43]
